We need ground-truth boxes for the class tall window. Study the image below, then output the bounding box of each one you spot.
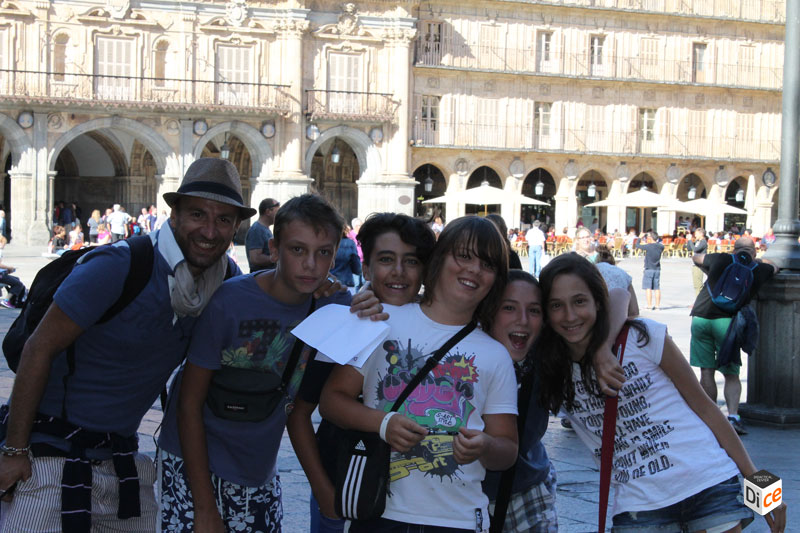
[54,34,69,81]
[737,45,755,85]
[639,108,656,143]
[735,113,755,158]
[639,37,659,79]
[417,95,440,144]
[328,52,362,114]
[476,98,498,147]
[420,22,442,64]
[692,43,707,83]
[536,31,552,72]
[153,41,168,86]
[95,37,134,100]
[216,45,252,105]
[478,25,501,70]
[534,102,551,148]
[688,109,706,153]
[586,105,604,150]
[590,35,605,76]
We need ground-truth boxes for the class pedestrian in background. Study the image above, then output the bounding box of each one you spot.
[636,231,664,310]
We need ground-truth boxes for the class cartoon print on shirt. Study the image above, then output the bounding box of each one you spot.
[219,318,308,395]
[376,338,480,482]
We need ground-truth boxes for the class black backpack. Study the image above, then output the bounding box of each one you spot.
[706,251,758,313]
[2,236,155,372]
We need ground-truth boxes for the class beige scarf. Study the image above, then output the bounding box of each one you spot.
[159,222,227,318]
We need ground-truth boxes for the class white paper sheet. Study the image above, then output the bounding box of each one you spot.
[292,304,390,368]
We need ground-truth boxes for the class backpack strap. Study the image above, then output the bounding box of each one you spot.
[599,324,631,533]
[98,236,155,324]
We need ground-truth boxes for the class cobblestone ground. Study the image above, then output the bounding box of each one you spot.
[0,244,795,532]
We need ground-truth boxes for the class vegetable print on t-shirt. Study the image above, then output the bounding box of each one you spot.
[376,337,480,482]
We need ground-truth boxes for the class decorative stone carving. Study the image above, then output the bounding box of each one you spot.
[427,77,439,88]
[455,158,469,176]
[107,0,129,19]
[165,119,180,136]
[274,17,310,36]
[226,0,247,27]
[381,26,416,43]
[337,3,358,35]
[484,80,495,92]
[47,112,63,131]
[540,84,550,95]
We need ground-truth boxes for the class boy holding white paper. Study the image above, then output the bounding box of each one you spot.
[156,194,383,532]
[288,213,436,532]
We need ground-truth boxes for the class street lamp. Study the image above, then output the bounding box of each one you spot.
[220,134,231,160]
[331,142,341,164]
[535,180,544,195]
[587,183,596,197]
[688,185,697,200]
[424,165,433,192]
[735,188,745,203]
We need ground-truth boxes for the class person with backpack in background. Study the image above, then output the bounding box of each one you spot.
[690,236,779,435]
[0,158,252,532]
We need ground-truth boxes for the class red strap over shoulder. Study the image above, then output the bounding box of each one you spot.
[598,323,631,533]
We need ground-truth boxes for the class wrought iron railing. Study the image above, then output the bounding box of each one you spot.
[414,42,783,90]
[305,89,396,123]
[411,118,780,161]
[494,0,784,23]
[0,69,291,113]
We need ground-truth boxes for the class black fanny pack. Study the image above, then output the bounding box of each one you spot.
[205,299,316,422]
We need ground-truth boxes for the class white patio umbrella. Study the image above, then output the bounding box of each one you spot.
[658,198,747,229]
[585,188,687,232]
[423,183,548,215]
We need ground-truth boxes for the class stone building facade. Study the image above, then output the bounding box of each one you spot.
[0,0,785,244]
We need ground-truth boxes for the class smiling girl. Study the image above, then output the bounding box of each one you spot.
[321,216,518,533]
[536,254,786,533]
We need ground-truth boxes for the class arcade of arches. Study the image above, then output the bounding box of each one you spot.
[0,112,780,244]
[410,158,779,237]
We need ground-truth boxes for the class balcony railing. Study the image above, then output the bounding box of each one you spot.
[305,90,396,123]
[495,0,784,23]
[0,69,291,113]
[415,42,783,91]
[411,119,780,162]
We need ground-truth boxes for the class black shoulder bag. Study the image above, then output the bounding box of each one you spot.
[334,321,477,521]
[206,299,317,422]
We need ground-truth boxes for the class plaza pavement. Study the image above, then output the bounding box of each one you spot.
[0,242,796,532]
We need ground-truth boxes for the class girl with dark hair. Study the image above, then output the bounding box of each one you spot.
[536,254,786,533]
[321,216,517,532]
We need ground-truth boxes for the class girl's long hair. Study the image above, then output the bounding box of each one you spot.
[422,216,508,326]
[537,253,649,413]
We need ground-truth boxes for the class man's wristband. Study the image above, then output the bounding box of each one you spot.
[0,444,30,457]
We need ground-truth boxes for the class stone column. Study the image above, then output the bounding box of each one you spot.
[275,16,310,182]
[657,183,677,236]
[739,275,800,427]
[382,27,415,181]
[704,184,725,234]
[605,179,625,235]
[27,112,52,245]
[554,176,578,234]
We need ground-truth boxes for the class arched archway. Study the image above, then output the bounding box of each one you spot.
[50,117,171,176]
[521,168,555,227]
[577,169,609,231]
[304,125,381,184]
[465,166,502,216]
[194,120,273,181]
[724,176,748,230]
[0,113,36,239]
[413,163,446,220]
[627,172,657,232]
[310,137,359,223]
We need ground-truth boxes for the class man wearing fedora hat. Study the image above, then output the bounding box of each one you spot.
[0,158,253,532]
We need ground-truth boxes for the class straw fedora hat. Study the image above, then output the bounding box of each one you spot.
[163,158,257,219]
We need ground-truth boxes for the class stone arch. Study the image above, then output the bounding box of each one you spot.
[194,121,273,179]
[465,164,503,189]
[304,125,381,183]
[0,113,34,170]
[464,161,505,189]
[49,117,171,176]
